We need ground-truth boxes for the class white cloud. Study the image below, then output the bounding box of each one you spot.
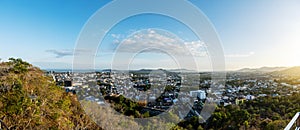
[46,49,91,58]
[46,49,73,58]
[225,51,255,58]
[111,34,121,39]
[113,29,207,57]
[185,41,207,57]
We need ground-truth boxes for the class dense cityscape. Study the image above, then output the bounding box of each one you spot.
[50,68,300,109]
[48,66,300,129]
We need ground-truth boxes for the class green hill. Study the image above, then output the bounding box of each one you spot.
[0,58,101,129]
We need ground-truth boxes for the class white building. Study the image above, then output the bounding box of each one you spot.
[246,95,255,100]
[190,90,206,100]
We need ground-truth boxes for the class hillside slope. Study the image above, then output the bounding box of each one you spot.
[272,66,300,77]
[0,58,101,129]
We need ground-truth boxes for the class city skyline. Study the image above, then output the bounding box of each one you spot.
[1,0,300,71]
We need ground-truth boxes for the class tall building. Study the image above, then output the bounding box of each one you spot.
[190,90,206,100]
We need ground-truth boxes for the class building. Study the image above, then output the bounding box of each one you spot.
[246,94,255,100]
[190,90,206,100]
[64,80,72,87]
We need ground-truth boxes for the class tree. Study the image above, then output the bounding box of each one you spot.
[142,111,150,118]
[197,125,204,130]
[8,58,31,74]
[265,120,287,130]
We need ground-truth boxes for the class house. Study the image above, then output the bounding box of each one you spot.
[246,94,255,100]
[190,90,206,100]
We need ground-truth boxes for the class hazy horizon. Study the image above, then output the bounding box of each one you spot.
[38,65,295,72]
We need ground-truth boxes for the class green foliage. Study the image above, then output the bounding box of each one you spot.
[175,94,299,130]
[165,85,175,92]
[105,95,145,117]
[143,111,150,118]
[0,58,101,129]
[8,58,31,74]
[265,120,287,130]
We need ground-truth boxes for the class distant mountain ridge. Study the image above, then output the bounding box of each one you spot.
[237,66,287,72]
[168,68,196,72]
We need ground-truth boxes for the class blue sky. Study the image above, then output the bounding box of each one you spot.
[0,0,300,71]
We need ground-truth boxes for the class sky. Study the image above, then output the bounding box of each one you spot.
[0,0,300,71]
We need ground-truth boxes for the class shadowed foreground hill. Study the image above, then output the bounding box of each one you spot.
[0,58,101,129]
